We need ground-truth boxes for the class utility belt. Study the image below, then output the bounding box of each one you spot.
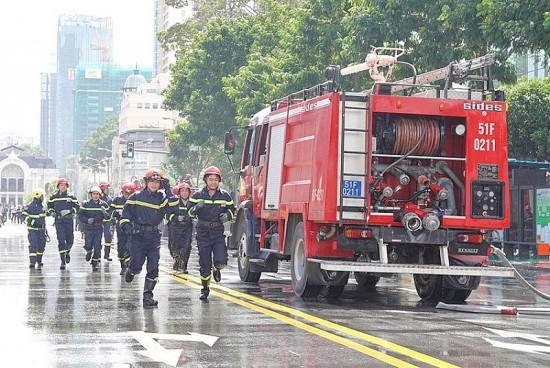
[134,223,159,232]
[28,226,46,231]
[196,219,224,229]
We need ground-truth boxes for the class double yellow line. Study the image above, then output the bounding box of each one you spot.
[162,267,459,368]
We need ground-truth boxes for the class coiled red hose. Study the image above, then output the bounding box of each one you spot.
[392,117,440,156]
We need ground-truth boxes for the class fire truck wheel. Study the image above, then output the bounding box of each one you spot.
[413,274,444,301]
[236,218,261,283]
[290,222,323,297]
[441,288,472,303]
[354,273,381,288]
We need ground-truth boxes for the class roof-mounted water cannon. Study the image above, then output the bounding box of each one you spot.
[341,47,404,82]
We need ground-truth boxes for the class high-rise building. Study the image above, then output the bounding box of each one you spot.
[54,15,113,175]
[153,0,193,77]
[513,51,549,79]
[73,63,152,153]
[40,72,56,158]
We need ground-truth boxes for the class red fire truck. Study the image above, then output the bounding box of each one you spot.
[224,48,514,302]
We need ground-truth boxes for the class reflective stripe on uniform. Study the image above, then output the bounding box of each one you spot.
[126,199,168,210]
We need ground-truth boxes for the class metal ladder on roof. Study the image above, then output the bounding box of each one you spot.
[338,92,370,224]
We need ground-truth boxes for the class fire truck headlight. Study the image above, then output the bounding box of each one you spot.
[422,213,441,232]
[454,124,466,136]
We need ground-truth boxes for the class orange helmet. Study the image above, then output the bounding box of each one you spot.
[121,182,136,194]
[99,182,111,190]
[144,168,164,181]
[202,166,222,182]
[57,178,69,187]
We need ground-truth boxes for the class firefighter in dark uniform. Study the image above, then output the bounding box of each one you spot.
[47,178,80,270]
[165,185,180,270]
[22,189,47,269]
[99,182,114,261]
[188,166,235,301]
[78,186,110,271]
[167,183,194,273]
[120,168,178,308]
[111,182,136,275]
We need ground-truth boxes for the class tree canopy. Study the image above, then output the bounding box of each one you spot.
[79,115,118,170]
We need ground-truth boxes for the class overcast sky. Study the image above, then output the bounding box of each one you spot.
[0,1,154,144]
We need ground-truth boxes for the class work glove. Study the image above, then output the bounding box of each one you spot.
[60,209,71,217]
[196,200,205,209]
[177,215,185,222]
[87,218,94,224]
[219,213,229,223]
[49,211,57,217]
[163,179,171,193]
[121,223,136,236]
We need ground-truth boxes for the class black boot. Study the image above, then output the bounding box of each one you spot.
[179,249,190,273]
[36,255,43,269]
[85,249,92,262]
[104,246,112,261]
[91,260,99,271]
[172,255,179,271]
[143,278,158,308]
[119,260,127,275]
[125,268,135,283]
[65,251,71,264]
[59,253,66,270]
[199,279,210,301]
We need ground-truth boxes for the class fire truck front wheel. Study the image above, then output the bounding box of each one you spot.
[290,222,323,297]
[236,218,262,283]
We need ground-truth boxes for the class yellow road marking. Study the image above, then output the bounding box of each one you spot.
[162,267,459,368]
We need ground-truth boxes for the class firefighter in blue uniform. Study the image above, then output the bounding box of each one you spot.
[120,168,178,308]
[99,182,114,261]
[22,189,47,269]
[167,183,194,273]
[79,186,111,271]
[188,166,235,301]
[165,185,180,270]
[111,182,136,275]
[47,178,80,270]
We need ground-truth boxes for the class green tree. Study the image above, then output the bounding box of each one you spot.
[505,77,550,161]
[79,115,118,168]
[19,144,44,156]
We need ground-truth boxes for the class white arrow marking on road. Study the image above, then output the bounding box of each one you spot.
[129,330,219,367]
[484,338,550,354]
[485,328,550,345]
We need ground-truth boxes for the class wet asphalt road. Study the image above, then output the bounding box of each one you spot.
[2,218,550,367]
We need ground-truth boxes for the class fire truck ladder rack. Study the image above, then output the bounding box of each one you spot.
[309,259,515,277]
[388,53,495,95]
[338,92,369,224]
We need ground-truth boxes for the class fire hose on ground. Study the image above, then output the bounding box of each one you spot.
[437,245,550,316]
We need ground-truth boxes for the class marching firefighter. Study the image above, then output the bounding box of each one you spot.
[188,166,235,301]
[164,185,180,270]
[111,182,136,275]
[78,186,111,271]
[22,189,47,269]
[119,168,178,308]
[47,178,80,270]
[99,182,114,261]
[167,183,194,273]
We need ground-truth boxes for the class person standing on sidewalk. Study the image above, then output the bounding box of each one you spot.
[188,166,235,301]
[78,186,111,272]
[47,178,80,270]
[99,182,114,261]
[22,189,47,269]
[111,182,136,275]
[119,168,178,308]
[167,183,194,273]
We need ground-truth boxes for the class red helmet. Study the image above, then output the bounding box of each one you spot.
[144,168,165,181]
[57,178,69,187]
[121,182,136,194]
[99,182,111,190]
[202,166,222,182]
[171,185,181,196]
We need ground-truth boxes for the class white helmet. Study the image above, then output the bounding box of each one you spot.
[89,186,102,194]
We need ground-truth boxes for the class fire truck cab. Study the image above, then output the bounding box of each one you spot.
[225,48,514,302]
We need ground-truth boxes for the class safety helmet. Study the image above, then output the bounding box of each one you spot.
[121,182,136,194]
[172,185,181,196]
[144,168,164,181]
[173,183,191,196]
[202,166,222,183]
[31,189,44,199]
[57,178,69,187]
[89,186,102,194]
[99,182,111,190]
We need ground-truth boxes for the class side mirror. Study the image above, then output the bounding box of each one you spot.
[224,131,236,154]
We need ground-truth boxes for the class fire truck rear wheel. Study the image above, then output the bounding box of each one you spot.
[413,274,444,301]
[290,222,322,297]
[354,273,381,288]
[441,288,472,303]
[236,218,261,283]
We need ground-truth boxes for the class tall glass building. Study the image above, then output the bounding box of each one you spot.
[40,72,56,158]
[54,15,113,175]
[73,64,152,152]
